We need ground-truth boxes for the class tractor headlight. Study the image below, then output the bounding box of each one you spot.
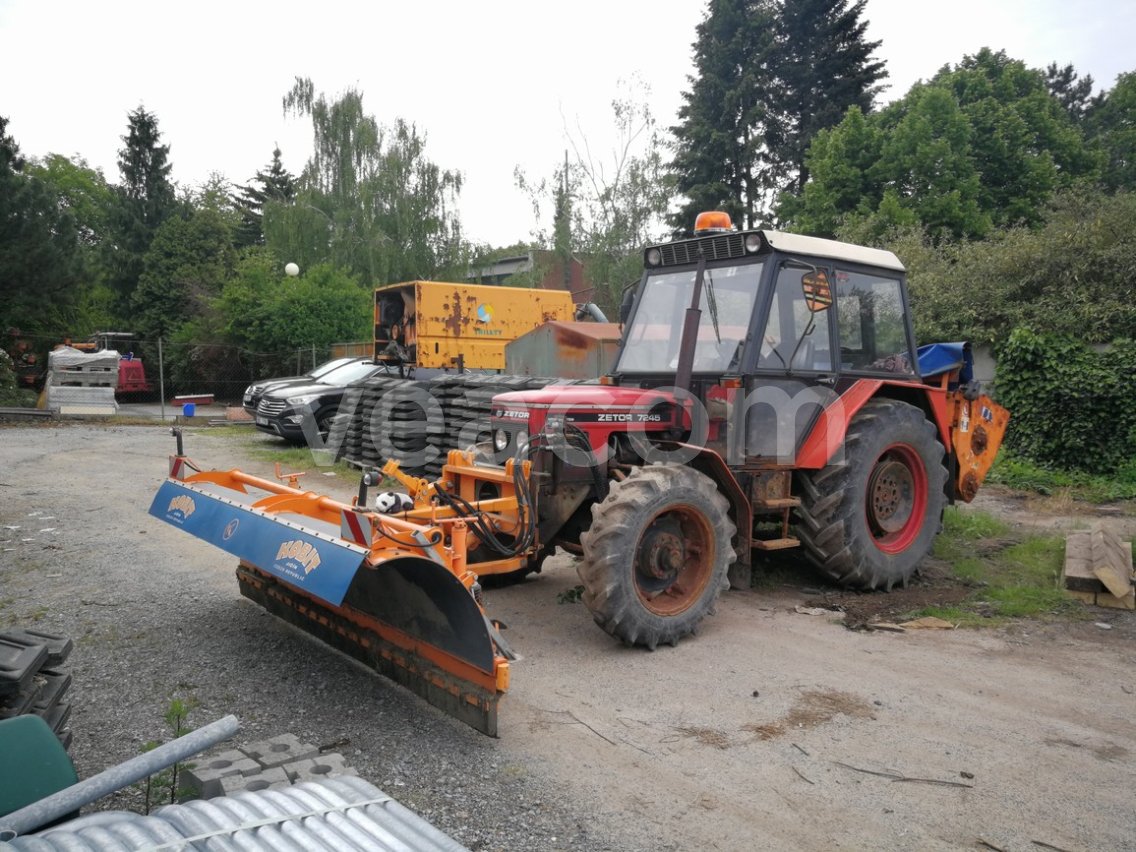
[516,430,529,450]
[493,429,509,451]
[745,233,762,253]
[645,247,662,267]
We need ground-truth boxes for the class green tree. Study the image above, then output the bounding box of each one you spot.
[131,204,236,340]
[232,146,296,248]
[671,0,885,229]
[267,78,466,286]
[107,106,178,310]
[1045,62,1095,124]
[26,154,118,333]
[1086,72,1136,191]
[774,0,887,195]
[216,250,369,352]
[938,50,1098,225]
[0,116,84,334]
[786,49,1099,239]
[670,0,779,229]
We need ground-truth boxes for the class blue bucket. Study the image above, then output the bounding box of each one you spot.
[183,403,196,417]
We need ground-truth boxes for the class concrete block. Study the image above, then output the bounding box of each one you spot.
[183,749,262,799]
[281,753,358,784]
[218,766,291,796]
[243,732,319,769]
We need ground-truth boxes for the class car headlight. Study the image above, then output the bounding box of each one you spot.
[285,393,321,406]
[493,429,509,451]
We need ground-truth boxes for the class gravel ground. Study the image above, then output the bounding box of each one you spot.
[0,423,640,851]
[3,421,1136,851]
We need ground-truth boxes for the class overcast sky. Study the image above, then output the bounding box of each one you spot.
[1,0,1133,248]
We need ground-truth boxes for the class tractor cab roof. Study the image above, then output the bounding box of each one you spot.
[646,218,905,274]
[760,231,904,273]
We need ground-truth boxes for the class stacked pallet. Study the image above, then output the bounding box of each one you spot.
[43,347,118,415]
[47,348,118,387]
[340,373,573,477]
[0,628,73,750]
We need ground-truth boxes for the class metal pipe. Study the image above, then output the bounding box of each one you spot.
[0,714,240,840]
[158,336,166,423]
[576,302,608,323]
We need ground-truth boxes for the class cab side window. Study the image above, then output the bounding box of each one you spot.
[835,270,914,373]
[758,264,834,372]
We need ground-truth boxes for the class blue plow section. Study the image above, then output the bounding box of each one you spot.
[149,480,367,608]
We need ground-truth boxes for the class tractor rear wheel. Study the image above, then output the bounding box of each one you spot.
[795,398,947,590]
[578,463,735,649]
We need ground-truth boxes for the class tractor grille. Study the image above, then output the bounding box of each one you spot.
[257,398,287,417]
[658,233,746,267]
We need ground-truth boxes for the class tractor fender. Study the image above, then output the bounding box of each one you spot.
[795,380,952,470]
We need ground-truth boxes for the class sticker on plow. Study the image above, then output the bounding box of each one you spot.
[149,480,366,606]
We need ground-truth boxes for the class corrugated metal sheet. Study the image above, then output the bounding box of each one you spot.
[2,777,469,852]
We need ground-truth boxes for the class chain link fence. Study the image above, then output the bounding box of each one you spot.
[4,331,361,404]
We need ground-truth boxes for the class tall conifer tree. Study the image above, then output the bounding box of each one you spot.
[233,147,296,248]
[107,106,177,310]
[671,0,886,228]
[774,0,886,195]
[670,0,779,230]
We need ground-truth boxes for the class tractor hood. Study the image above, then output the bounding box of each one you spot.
[492,384,678,413]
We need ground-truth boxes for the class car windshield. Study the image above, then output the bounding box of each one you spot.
[309,357,356,379]
[617,262,764,373]
[318,360,382,385]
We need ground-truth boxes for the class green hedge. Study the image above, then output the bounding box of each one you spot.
[997,328,1136,474]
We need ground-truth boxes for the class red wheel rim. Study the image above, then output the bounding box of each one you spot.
[865,443,928,554]
[633,506,715,616]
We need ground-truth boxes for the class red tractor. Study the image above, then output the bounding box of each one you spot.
[475,211,1007,648]
[153,212,1007,734]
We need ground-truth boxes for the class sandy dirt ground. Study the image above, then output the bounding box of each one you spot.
[1,422,1134,851]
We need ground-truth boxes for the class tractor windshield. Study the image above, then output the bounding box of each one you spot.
[618,263,764,374]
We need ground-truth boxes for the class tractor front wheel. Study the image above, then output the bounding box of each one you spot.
[795,398,947,590]
[578,463,735,649]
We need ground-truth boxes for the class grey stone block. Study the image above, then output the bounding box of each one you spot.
[218,766,291,795]
[281,753,358,784]
[243,732,319,769]
[183,749,261,799]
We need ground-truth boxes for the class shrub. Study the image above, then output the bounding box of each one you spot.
[997,328,1136,474]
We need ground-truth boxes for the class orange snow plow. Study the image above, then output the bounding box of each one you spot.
[149,429,528,736]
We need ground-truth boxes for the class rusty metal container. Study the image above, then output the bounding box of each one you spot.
[374,281,575,370]
[504,321,622,379]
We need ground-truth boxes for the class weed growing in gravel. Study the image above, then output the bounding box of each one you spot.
[135,696,199,813]
[557,585,584,604]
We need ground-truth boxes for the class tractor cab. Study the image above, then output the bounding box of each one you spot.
[606,213,922,466]
[619,212,915,383]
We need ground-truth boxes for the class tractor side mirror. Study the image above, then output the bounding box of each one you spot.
[801,270,833,313]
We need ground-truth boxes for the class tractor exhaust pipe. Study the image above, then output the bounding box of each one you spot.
[673,255,706,396]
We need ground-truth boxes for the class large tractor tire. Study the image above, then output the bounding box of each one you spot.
[795,398,947,590]
[578,463,736,649]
